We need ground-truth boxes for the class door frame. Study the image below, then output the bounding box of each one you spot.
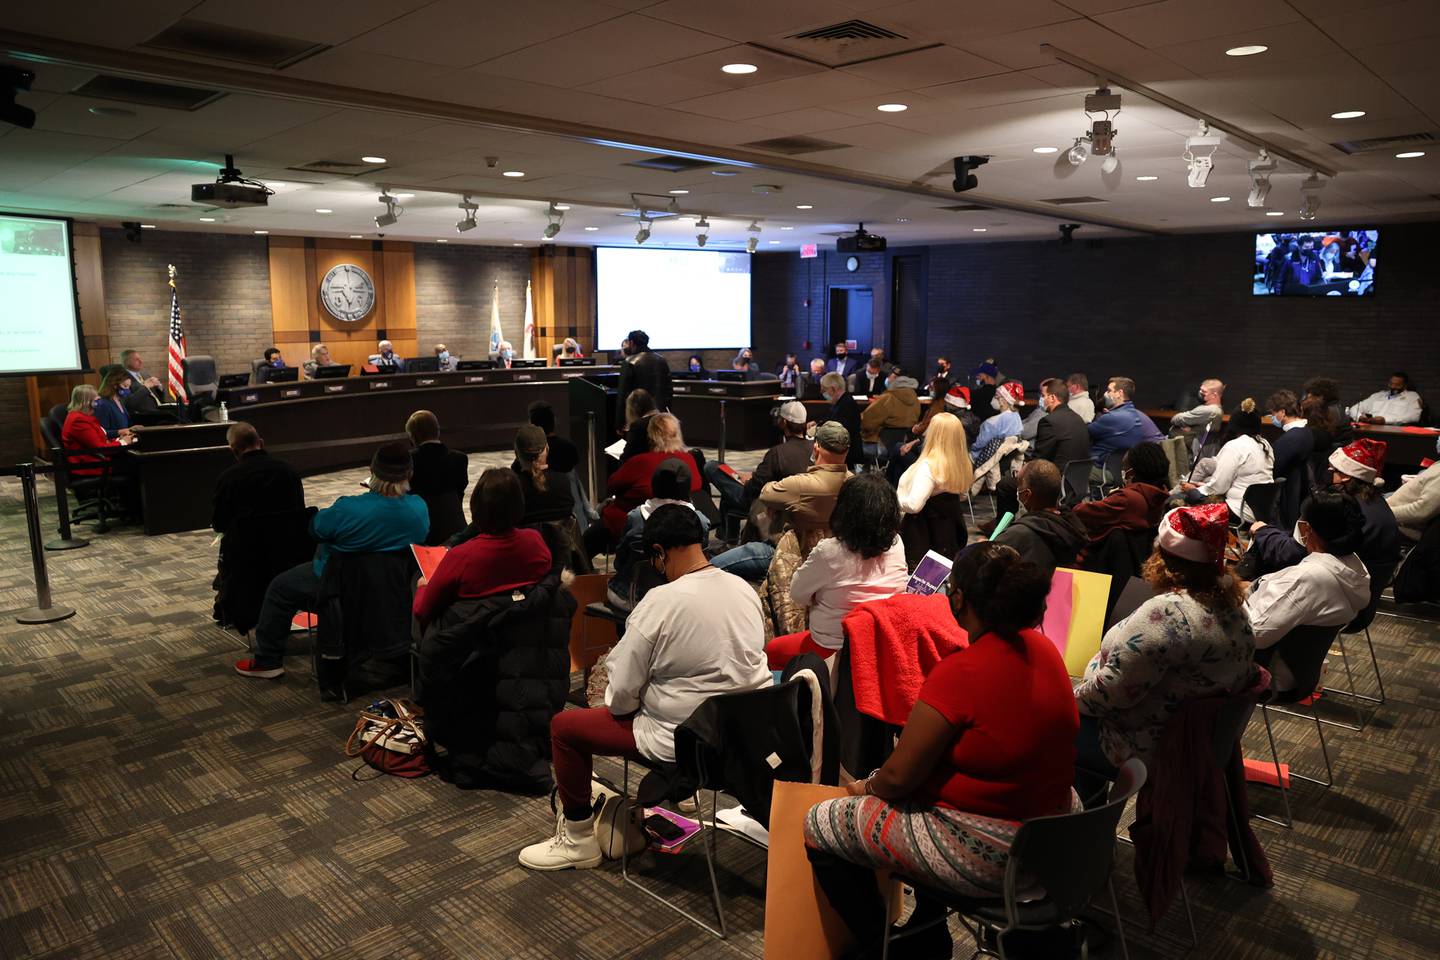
[825,284,874,352]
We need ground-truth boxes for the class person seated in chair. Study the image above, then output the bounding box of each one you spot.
[1347,371,1422,426]
[595,414,700,552]
[609,459,711,610]
[1178,398,1273,522]
[257,348,288,383]
[518,505,770,870]
[119,348,163,402]
[212,423,304,535]
[775,352,801,391]
[513,424,575,525]
[618,389,657,462]
[406,410,469,546]
[1388,454,1440,543]
[93,367,138,440]
[765,473,908,668]
[796,357,827,399]
[1066,372,1095,423]
[968,380,1024,466]
[303,343,334,378]
[413,469,552,630]
[897,412,974,517]
[1245,490,1370,693]
[61,384,127,476]
[1072,504,1256,801]
[815,372,864,467]
[1087,376,1163,476]
[1072,441,1170,545]
[703,400,812,534]
[528,400,578,474]
[991,377,1088,523]
[859,370,920,451]
[990,460,1088,580]
[233,442,429,680]
[1169,378,1225,445]
[849,356,888,397]
[803,544,1078,958]
[369,339,403,372]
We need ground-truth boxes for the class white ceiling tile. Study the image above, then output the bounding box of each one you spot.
[186,0,435,45]
[881,0,1079,45]
[280,48,459,93]
[1312,0,1440,49]
[641,0,857,41]
[1155,21,1345,77]
[583,69,732,106]
[955,17,1184,76]
[344,0,625,68]
[838,45,1009,88]
[1096,0,1304,49]
[3,1,195,47]
[675,70,900,121]
[744,106,880,134]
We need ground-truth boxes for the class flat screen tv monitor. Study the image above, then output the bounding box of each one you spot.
[0,213,87,375]
[595,247,751,350]
[1254,229,1377,296]
[313,363,351,379]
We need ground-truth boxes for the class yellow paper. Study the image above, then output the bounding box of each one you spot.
[1062,568,1112,677]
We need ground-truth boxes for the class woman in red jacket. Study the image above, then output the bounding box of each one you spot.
[60,384,124,477]
[600,413,700,540]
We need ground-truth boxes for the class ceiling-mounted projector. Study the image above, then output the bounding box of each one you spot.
[191,154,271,208]
[837,222,886,253]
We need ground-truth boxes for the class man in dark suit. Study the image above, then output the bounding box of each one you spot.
[796,358,827,399]
[615,328,672,423]
[405,409,469,546]
[825,342,859,379]
[989,378,1091,528]
[815,371,863,468]
[849,357,888,397]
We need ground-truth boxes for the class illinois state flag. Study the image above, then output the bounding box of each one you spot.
[488,280,503,357]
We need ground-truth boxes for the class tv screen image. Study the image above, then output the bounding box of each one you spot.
[1254,229,1377,296]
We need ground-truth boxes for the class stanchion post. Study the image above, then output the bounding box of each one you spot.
[14,463,77,625]
[718,400,728,465]
[45,452,89,551]
[585,410,599,507]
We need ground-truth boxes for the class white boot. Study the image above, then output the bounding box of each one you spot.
[519,811,603,871]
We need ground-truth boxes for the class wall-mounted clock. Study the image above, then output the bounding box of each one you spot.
[320,263,375,322]
[845,255,860,272]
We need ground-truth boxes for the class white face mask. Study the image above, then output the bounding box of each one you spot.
[438,351,449,362]
[990,396,1002,411]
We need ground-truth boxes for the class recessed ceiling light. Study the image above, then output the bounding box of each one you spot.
[393,193,415,199]
[362,156,387,164]
[512,242,524,246]
[669,189,689,195]
[253,230,269,235]
[780,225,794,230]
[1135,175,1159,181]
[1032,146,1059,154]
[795,204,813,210]
[1210,196,1231,202]
[199,217,216,222]
[768,239,780,244]
[584,226,599,231]
[1225,45,1268,57]
[877,103,908,113]
[314,208,332,214]
[88,105,135,118]
[895,218,910,223]
[1396,150,1426,159]
[1265,211,1285,217]
[721,63,757,75]
[349,234,364,238]
[1330,110,1366,120]
[140,223,156,229]
[711,170,737,176]
[972,228,987,233]
[264,182,286,189]
[554,203,571,210]
[502,170,525,178]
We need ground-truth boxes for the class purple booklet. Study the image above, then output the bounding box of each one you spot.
[906,550,953,595]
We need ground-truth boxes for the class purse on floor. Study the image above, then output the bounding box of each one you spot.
[591,778,647,860]
[345,698,432,778]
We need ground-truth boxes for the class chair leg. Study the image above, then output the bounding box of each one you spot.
[1107,877,1131,960]
[1255,705,1294,829]
[1177,876,1198,947]
[1366,627,1387,704]
[1220,769,1252,882]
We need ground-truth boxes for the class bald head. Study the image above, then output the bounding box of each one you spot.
[1018,459,1062,511]
[226,421,261,456]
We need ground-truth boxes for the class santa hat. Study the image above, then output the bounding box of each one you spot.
[945,385,971,409]
[996,381,1024,406]
[1155,504,1229,569]
[1329,438,1386,486]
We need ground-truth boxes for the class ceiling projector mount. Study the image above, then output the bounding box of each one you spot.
[837,223,886,253]
[191,154,272,208]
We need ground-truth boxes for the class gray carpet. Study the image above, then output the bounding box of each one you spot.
[1,450,1438,960]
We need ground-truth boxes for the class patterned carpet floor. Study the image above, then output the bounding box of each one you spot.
[1,447,1438,960]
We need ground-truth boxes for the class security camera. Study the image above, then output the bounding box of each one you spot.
[485,156,499,168]
[1059,223,1081,244]
[952,155,989,193]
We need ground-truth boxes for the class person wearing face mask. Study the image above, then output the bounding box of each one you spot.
[1087,376,1164,475]
[826,341,859,379]
[518,504,769,871]
[1348,371,1423,426]
[1245,490,1370,694]
[433,343,458,373]
[1179,399,1274,522]
[369,339,403,372]
[1066,373,1095,423]
[859,370,920,449]
[775,352,801,390]
[1170,378,1225,449]
[797,357,826,399]
[990,460,1089,580]
[685,354,709,378]
[815,372,863,466]
[969,361,1001,418]
[304,343,334,379]
[968,380,1024,466]
[850,356,889,397]
[990,379,1089,525]
[1265,390,1318,530]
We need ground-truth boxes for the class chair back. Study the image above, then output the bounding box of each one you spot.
[47,404,68,442]
[184,355,219,400]
[877,426,910,450]
[1104,575,1154,631]
[250,357,268,381]
[1085,531,1155,625]
[1240,481,1281,525]
[1260,623,1342,704]
[1345,561,1396,634]
[39,415,62,452]
[900,492,965,569]
[1099,450,1126,491]
[1003,758,1147,923]
[316,549,417,693]
[1061,459,1092,506]
[421,489,466,546]
[219,507,317,634]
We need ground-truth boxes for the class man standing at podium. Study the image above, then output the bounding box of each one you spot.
[616,329,671,423]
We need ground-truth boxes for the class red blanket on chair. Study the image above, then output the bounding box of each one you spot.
[842,594,968,725]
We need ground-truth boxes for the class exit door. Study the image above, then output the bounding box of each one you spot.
[828,286,873,351]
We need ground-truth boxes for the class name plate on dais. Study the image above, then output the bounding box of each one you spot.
[514,373,533,381]
[324,384,346,394]
[281,387,301,398]
[369,380,390,390]
[415,378,436,386]
[238,392,259,404]
[707,387,726,395]
[464,375,489,384]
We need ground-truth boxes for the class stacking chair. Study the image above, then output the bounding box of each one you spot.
[1061,458,1093,507]
[1094,450,1126,497]
[1325,561,1397,731]
[1232,481,1281,547]
[882,759,1146,960]
[1252,624,1344,828]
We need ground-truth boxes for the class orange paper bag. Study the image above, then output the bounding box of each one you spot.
[764,780,899,959]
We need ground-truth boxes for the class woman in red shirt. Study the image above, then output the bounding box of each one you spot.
[60,384,124,477]
[600,413,700,540]
[803,543,1078,957]
[414,468,552,628]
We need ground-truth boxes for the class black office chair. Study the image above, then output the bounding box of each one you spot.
[866,426,910,473]
[41,413,124,532]
[1252,623,1344,828]
[1061,458,1093,507]
[1233,481,1281,543]
[1094,450,1126,498]
[312,549,416,703]
[184,355,219,406]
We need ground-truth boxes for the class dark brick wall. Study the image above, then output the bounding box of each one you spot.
[413,243,531,361]
[755,223,1440,410]
[101,229,272,378]
[0,379,30,465]
[753,249,889,369]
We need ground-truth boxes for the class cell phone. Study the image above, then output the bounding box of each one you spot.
[643,813,685,843]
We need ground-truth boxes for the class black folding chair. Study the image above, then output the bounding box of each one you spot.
[1252,624,1343,828]
[1324,561,1397,731]
[1061,458,1093,507]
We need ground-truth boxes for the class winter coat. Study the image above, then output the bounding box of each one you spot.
[1073,483,1169,544]
[992,508,1090,579]
[860,380,920,441]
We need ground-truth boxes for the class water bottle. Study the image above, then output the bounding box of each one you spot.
[219,401,229,422]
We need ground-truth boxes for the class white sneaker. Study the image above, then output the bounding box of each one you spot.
[518,811,603,871]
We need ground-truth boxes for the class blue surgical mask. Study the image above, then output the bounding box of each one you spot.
[382,350,392,358]
[689,362,700,373]
[1270,414,1283,428]
[502,348,514,360]
[118,386,131,397]
[438,351,449,362]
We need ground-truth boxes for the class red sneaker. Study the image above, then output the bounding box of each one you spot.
[234,659,284,679]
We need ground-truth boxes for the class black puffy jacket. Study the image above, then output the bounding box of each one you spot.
[417,546,576,794]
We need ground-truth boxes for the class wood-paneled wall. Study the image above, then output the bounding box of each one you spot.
[531,246,594,361]
[27,222,109,452]
[267,237,417,369]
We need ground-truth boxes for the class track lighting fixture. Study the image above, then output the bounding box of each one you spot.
[1299,172,1324,221]
[544,201,564,239]
[1100,151,1120,175]
[455,194,478,233]
[695,216,710,247]
[746,237,759,253]
[746,220,761,252]
[1247,149,1277,208]
[1183,120,1224,188]
[374,190,402,228]
[635,218,652,245]
[1066,137,1089,166]
[1083,86,1120,157]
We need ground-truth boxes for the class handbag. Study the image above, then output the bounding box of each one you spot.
[345,698,432,778]
[591,777,647,860]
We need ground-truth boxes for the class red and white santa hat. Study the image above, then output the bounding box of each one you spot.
[996,381,1025,406]
[1156,503,1230,569]
[945,384,971,409]
[1329,438,1387,486]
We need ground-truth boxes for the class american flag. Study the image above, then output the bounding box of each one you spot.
[166,264,188,403]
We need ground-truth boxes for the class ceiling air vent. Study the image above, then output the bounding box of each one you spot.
[286,159,377,177]
[71,74,225,111]
[789,20,906,41]
[762,18,931,67]
[1330,132,1434,155]
[623,155,716,173]
[143,20,329,69]
[739,135,850,156]
[1040,196,1109,205]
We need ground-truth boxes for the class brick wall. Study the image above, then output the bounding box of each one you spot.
[100,229,273,378]
[413,243,531,361]
[0,379,30,465]
[755,223,1440,410]
[752,249,889,370]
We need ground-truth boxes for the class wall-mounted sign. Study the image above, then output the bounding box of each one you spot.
[320,263,376,322]
[800,244,818,259]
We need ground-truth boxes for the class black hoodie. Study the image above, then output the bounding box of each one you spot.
[993,508,1090,579]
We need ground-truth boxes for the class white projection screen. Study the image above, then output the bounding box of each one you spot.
[595,247,751,350]
[0,213,85,376]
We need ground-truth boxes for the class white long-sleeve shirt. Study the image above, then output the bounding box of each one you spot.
[1198,434,1273,519]
[1347,389,1423,425]
[896,459,939,514]
[1245,552,1370,692]
[1388,461,1440,539]
[605,566,770,762]
[789,535,909,651]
